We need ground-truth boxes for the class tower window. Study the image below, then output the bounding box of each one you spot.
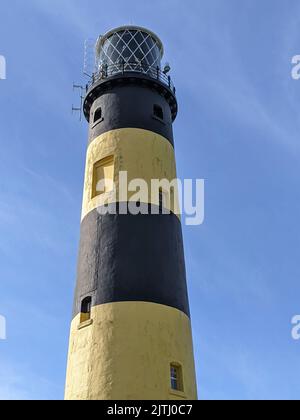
[93,107,102,123]
[153,104,164,120]
[80,296,92,323]
[92,156,115,198]
[170,363,183,392]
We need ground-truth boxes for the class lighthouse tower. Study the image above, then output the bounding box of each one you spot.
[65,26,198,400]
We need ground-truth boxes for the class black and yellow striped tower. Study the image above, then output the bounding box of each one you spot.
[65,26,198,400]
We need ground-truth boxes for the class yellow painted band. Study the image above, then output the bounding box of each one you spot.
[65,302,198,400]
[81,128,181,222]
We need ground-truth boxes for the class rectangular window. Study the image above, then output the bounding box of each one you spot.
[170,364,183,392]
[93,107,102,123]
[80,296,92,324]
[92,156,114,198]
[153,104,164,120]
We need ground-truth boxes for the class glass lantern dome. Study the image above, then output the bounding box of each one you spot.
[95,26,164,75]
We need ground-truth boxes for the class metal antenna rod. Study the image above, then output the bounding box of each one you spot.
[72,83,85,121]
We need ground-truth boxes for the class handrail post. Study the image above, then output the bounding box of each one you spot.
[94,63,176,96]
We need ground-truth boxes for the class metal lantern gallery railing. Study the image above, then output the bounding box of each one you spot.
[88,62,176,95]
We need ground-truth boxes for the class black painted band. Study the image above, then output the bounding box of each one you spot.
[87,83,175,147]
[84,73,178,123]
[73,205,190,319]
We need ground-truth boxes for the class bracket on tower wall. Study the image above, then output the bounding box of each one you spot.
[72,83,86,121]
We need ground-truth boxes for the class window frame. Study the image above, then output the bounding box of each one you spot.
[91,155,115,199]
[80,296,92,324]
[92,106,104,127]
[153,104,164,121]
[170,363,184,392]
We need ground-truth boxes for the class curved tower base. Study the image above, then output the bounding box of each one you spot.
[65,302,197,400]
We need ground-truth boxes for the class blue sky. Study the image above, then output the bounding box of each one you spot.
[0,0,300,400]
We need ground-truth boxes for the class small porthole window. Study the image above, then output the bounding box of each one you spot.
[80,296,92,323]
[153,104,164,120]
[170,363,183,392]
[93,107,102,123]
